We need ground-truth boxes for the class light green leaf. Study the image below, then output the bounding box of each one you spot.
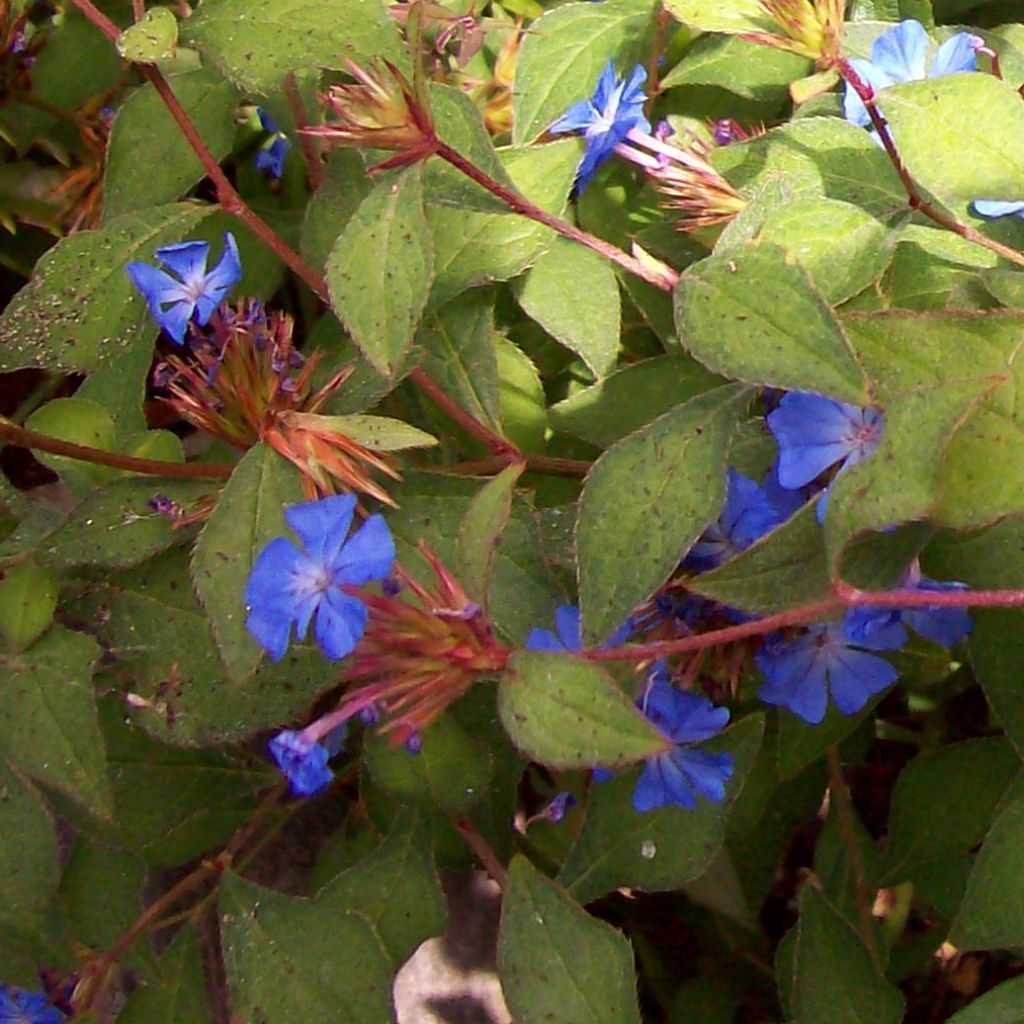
[512,0,660,145]
[661,33,811,96]
[793,886,905,1024]
[663,0,775,34]
[415,290,501,430]
[191,443,305,682]
[0,202,213,373]
[220,872,395,1024]
[300,150,374,272]
[0,626,111,817]
[427,140,580,308]
[577,384,750,644]
[557,714,764,902]
[882,74,1024,205]
[181,0,407,94]
[117,7,179,63]
[327,166,434,378]
[499,651,668,769]
[674,242,868,403]
[104,68,239,220]
[498,337,546,453]
[295,414,437,452]
[499,856,643,1024]
[515,236,621,377]
[457,463,524,609]
[951,774,1024,951]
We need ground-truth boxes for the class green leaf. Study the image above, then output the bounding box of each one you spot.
[364,714,494,814]
[499,856,643,1024]
[35,476,210,571]
[221,872,395,1024]
[777,696,881,779]
[116,7,179,63]
[689,500,831,615]
[512,0,660,145]
[298,414,437,451]
[25,396,115,486]
[181,0,407,94]
[0,202,213,373]
[674,242,868,403]
[792,886,904,1024]
[327,166,434,378]
[315,810,445,966]
[104,68,239,220]
[880,737,1020,885]
[515,236,621,377]
[549,354,723,448]
[0,626,111,817]
[427,140,580,309]
[498,337,546,453]
[882,74,1024,205]
[456,463,524,610]
[300,150,374,272]
[944,975,1024,1024]
[661,34,811,97]
[119,926,210,1024]
[415,290,502,431]
[557,714,764,902]
[577,384,750,643]
[498,651,670,769]
[663,0,774,34]
[0,558,57,650]
[951,774,1024,951]
[192,443,305,682]
[0,762,60,923]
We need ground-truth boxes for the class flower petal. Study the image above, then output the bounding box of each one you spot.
[155,239,210,281]
[930,32,977,77]
[872,20,929,83]
[827,647,898,715]
[974,200,1024,219]
[314,588,368,659]
[332,512,395,584]
[842,56,895,127]
[285,493,356,564]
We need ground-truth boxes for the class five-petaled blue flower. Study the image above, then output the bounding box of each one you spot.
[525,604,631,652]
[548,60,650,192]
[755,612,904,725]
[246,493,395,661]
[686,468,792,573]
[127,232,242,345]
[767,392,884,521]
[843,20,976,129]
[0,985,63,1024]
[256,109,292,179]
[628,666,734,813]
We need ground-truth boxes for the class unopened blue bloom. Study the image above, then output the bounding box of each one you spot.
[686,468,789,573]
[974,199,1024,220]
[0,986,63,1024]
[844,21,976,128]
[630,667,733,813]
[526,604,631,652]
[544,791,577,823]
[548,61,650,192]
[755,613,903,724]
[256,109,291,179]
[246,493,395,661]
[127,232,242,344]
[768,393,884,521]
[269,730,333,796]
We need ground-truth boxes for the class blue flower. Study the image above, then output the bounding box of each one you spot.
[973,200,1024,220]
[269,730,333,796]
[255,109,291,179]
[548,61,651,192]
[0,986,63,1024]
[127,232,242,344]
[755,613,903,724]
[843,21,976,128]
[630,666,733,812]
[246,493,395,661]
[686,468,790,573]
[525,604,631,652]
[767,392,884,521]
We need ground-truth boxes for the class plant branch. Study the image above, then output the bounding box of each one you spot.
[433,139,680,291]
[455,818,507,890]
[826,746,880,968]
[422,453,590,478]
[837,59,1024,269]
[0,416,234,481]
[284,71,325,190]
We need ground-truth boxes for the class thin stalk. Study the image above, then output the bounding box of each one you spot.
[0,416,234,480]
[456,818,507,890]
[284,71,325,190]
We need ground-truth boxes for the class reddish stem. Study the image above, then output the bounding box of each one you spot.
[284,71,325,190]
[837,58,1024,269]
[433,139,680,291]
